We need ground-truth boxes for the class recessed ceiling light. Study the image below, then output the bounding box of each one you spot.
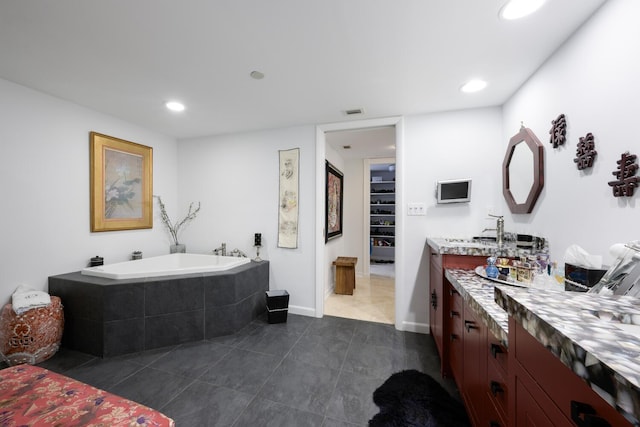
[165,101,185,112]
[250,70,265,80]
[499,0,546,20]
[460,79,487,93]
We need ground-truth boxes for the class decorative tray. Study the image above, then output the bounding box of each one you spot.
[474,266,528,288]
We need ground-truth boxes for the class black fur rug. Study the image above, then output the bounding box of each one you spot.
[369,370,470,427]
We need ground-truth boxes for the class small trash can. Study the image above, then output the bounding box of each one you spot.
[266,290,289,324]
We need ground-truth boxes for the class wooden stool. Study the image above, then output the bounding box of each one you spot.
[333,257,358,295]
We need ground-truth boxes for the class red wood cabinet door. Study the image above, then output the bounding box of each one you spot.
[448,282,464,390]
[463,302,488,426]
[429,250,446,375]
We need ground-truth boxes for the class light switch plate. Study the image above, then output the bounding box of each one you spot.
[408,203,426,216]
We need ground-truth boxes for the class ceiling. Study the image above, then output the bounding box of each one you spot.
[0,1,607,140]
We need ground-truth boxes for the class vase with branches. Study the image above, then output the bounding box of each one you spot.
[155,195,201,253]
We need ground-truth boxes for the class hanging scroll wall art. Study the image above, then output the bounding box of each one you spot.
[278,148,300,249]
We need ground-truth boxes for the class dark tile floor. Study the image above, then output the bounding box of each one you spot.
[38,314,460,426]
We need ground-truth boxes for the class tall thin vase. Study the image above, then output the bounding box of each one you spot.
[170,244,186,254]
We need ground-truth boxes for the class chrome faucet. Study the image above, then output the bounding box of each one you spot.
[213,243,227,256]
[488,214,504,247]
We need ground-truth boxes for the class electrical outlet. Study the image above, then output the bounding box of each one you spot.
[408,203,426,216]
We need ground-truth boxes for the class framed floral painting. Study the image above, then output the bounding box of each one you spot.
[90,132,153,232]
[325,160,343,242]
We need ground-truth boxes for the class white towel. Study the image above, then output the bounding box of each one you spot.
[11,285,51,315]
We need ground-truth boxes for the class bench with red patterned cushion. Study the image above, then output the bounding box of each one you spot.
[0,364,175,426]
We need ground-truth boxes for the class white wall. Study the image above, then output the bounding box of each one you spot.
[342,158,365,276]
[323,144,346,296]
[402,107,503,330]
[176,126,317,316]
[501,0,640,266]
[0,78,178,305]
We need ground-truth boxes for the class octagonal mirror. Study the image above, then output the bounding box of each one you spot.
[502,127,544,214]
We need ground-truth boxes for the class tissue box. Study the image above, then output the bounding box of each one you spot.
[564,263,608,292]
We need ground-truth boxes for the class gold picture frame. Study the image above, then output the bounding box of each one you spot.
[90,132,153,232]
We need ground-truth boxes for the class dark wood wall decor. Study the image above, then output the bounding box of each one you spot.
[502,127,545,214]
[574,132,597,170]
[608,152,640,197]
[549,113,567,148]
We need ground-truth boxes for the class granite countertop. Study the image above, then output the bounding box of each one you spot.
[427,236,547,258]
[445,268,640,425]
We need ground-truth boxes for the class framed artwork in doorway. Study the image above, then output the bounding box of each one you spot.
[325,160,343,242]
[89,132,153,232]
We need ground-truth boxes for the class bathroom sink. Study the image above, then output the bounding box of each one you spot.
[443,238,497,248]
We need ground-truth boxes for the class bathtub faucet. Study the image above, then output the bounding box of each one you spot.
[213,243,227,256]
[229,248,248,258]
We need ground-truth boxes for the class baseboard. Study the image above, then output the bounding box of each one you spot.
[401,321,429,334]
[288,304,316,318]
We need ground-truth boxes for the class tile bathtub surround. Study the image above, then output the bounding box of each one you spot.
[37,314,458,427]
[445,268,640,424]
[48,261,269,357]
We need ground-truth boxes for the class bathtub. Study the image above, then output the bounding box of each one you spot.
[81,253,252,280]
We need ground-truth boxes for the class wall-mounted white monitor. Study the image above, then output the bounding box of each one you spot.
[436,179,472,204]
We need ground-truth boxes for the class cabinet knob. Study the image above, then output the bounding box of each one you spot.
[450,334,459,342]
[490,380,504,396]
[464,320,478,332]
[570,401,611,427]
[430,291,438,309]
[490,343,504,358]
[450,310,460,318]
[449,288,459,296]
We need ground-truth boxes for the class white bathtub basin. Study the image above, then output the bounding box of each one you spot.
[81,253,252,280]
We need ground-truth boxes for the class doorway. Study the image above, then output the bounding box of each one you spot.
[323,126,396,324]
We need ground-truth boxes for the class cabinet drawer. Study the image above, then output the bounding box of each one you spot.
[487,333,508,376]
[486,351,508,420]
[448,284,463,317]
[512,319,632,427]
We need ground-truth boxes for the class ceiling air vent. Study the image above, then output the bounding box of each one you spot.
[344,108,364,116]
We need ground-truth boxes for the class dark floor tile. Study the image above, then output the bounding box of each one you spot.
[250,312,313,335]
[115,345,178,366]
[287,334,349,370]
[352,322,404,348]
[325,370,381,425]
[149,340,232,378]
[62,358,144,389]
[233,397,325,427]
[305,316,357,343]
[37,348,96,373]
[208,331,248,347]
[236,325,302,357]
[161,380,253,426]
[108,367,195,409]
[321,418,362,427]
[258,358,340,416]
[403,330,437,352]
[404,345,441,374]
[199,348,281,394]
[342,342,405,380]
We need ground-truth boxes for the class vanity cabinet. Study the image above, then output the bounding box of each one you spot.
[508,317,633,427]
[452,297,508,427]
[462,302,488,426]
[428,247,486,377]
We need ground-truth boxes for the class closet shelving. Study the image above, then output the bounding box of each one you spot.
[370,166,395,264]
